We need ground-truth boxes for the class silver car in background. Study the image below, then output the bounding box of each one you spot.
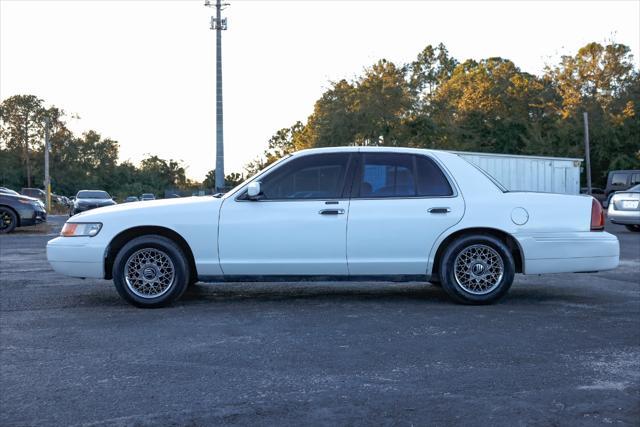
[607,184,640,232]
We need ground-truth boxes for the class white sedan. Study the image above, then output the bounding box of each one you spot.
[47,147,620,307]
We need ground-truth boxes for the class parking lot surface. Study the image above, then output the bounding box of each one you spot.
[1,217,639,426]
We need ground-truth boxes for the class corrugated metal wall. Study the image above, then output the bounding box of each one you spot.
[455,152,582,194]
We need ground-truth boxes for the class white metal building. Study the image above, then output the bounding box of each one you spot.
[451,151,583,195]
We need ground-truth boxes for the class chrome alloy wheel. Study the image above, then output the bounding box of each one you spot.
[124,248,175,298]
[454,244,504,295]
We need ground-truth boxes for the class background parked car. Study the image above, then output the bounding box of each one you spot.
[124,196,139,203]
[607,184,640,232]
[0,187,20,196]
[0,192,47,234]
[603,170,640,207]
[21,188,46,201]
[140,193,156,201]
[71,190,116,216]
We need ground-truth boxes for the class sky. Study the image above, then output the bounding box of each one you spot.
[1,0,639,181]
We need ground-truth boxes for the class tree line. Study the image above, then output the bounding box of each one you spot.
[0,95,242,199]
[1,41,638,198]
[247,41,639,186]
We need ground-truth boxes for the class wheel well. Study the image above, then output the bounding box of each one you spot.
[0,205,20,227]
[431,227,524,277]
[104,226,197,281]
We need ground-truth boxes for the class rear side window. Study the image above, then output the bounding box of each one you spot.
[356,153,452,198]
[611,174,627,186]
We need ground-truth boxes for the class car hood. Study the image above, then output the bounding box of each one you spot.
[2,193,41,203]
[71,196,222,222]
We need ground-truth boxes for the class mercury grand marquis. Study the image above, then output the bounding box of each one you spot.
[47,147,620,308]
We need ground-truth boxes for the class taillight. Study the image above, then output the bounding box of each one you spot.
[591,198,605,231]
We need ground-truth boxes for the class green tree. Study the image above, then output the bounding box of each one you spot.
[0,95,60,188]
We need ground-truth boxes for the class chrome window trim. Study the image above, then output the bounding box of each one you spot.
[232,150,461,202]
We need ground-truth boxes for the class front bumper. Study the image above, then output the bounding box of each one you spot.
[46,236,106,279]
[515,231,619,274]
[19,206,47,226]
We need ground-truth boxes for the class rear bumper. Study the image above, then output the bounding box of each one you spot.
[515,231,619,274]
[46,236,106,279]
[608,210,640,225]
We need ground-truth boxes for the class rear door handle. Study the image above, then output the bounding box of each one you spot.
[319,209,345,215]
[428,207,451,214]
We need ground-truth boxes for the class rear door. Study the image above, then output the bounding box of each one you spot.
[346,152,464,275]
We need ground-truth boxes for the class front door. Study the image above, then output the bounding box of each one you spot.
[218,152,354,276]
[347,152,464,275]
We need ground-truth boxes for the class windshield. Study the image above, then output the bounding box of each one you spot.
[77,191,110,199]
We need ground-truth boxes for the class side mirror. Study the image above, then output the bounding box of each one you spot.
[247,181,262,200]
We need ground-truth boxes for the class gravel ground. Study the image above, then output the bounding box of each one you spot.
[0,216,638,426]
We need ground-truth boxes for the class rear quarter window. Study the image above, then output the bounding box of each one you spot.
[415,155,453,197]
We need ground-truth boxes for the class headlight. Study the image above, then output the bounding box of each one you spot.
[61,222,102,237]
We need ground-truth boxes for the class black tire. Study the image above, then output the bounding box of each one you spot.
[0,207,18,234]
[112,235,190,308]
[625,224,640,232]
[438,234,515,305]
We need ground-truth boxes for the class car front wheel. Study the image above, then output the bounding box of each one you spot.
[112,235,190,308]
[0,207,17,234]
[439,234,515,305]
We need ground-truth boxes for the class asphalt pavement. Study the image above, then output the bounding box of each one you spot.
[0,216,638,426]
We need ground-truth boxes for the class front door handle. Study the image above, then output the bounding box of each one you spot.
[428,207,451,214]
[319,209,345,215]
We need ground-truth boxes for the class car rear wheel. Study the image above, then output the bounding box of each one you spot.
[0,207,17,234]
[439,234,515,304]
[625,224,640,232]
[112,235,190,308]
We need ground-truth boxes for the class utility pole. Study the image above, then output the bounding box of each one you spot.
[43,117,51,210]
[205,0,228,193]
[24,113,32,188]
[583,112,592,195]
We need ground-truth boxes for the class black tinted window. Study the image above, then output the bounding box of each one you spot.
[357,153,452,198]
[360,154,416,197]
[611,174,627,185]
[415,155,453,196]
[259,153,349,200]
[77,191,110,199]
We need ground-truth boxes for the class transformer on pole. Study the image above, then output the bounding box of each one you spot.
[205,0,228,193]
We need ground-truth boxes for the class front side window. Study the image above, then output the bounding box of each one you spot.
[258,153,350,200]
[630,173,640,185]
[356,153,453,198]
